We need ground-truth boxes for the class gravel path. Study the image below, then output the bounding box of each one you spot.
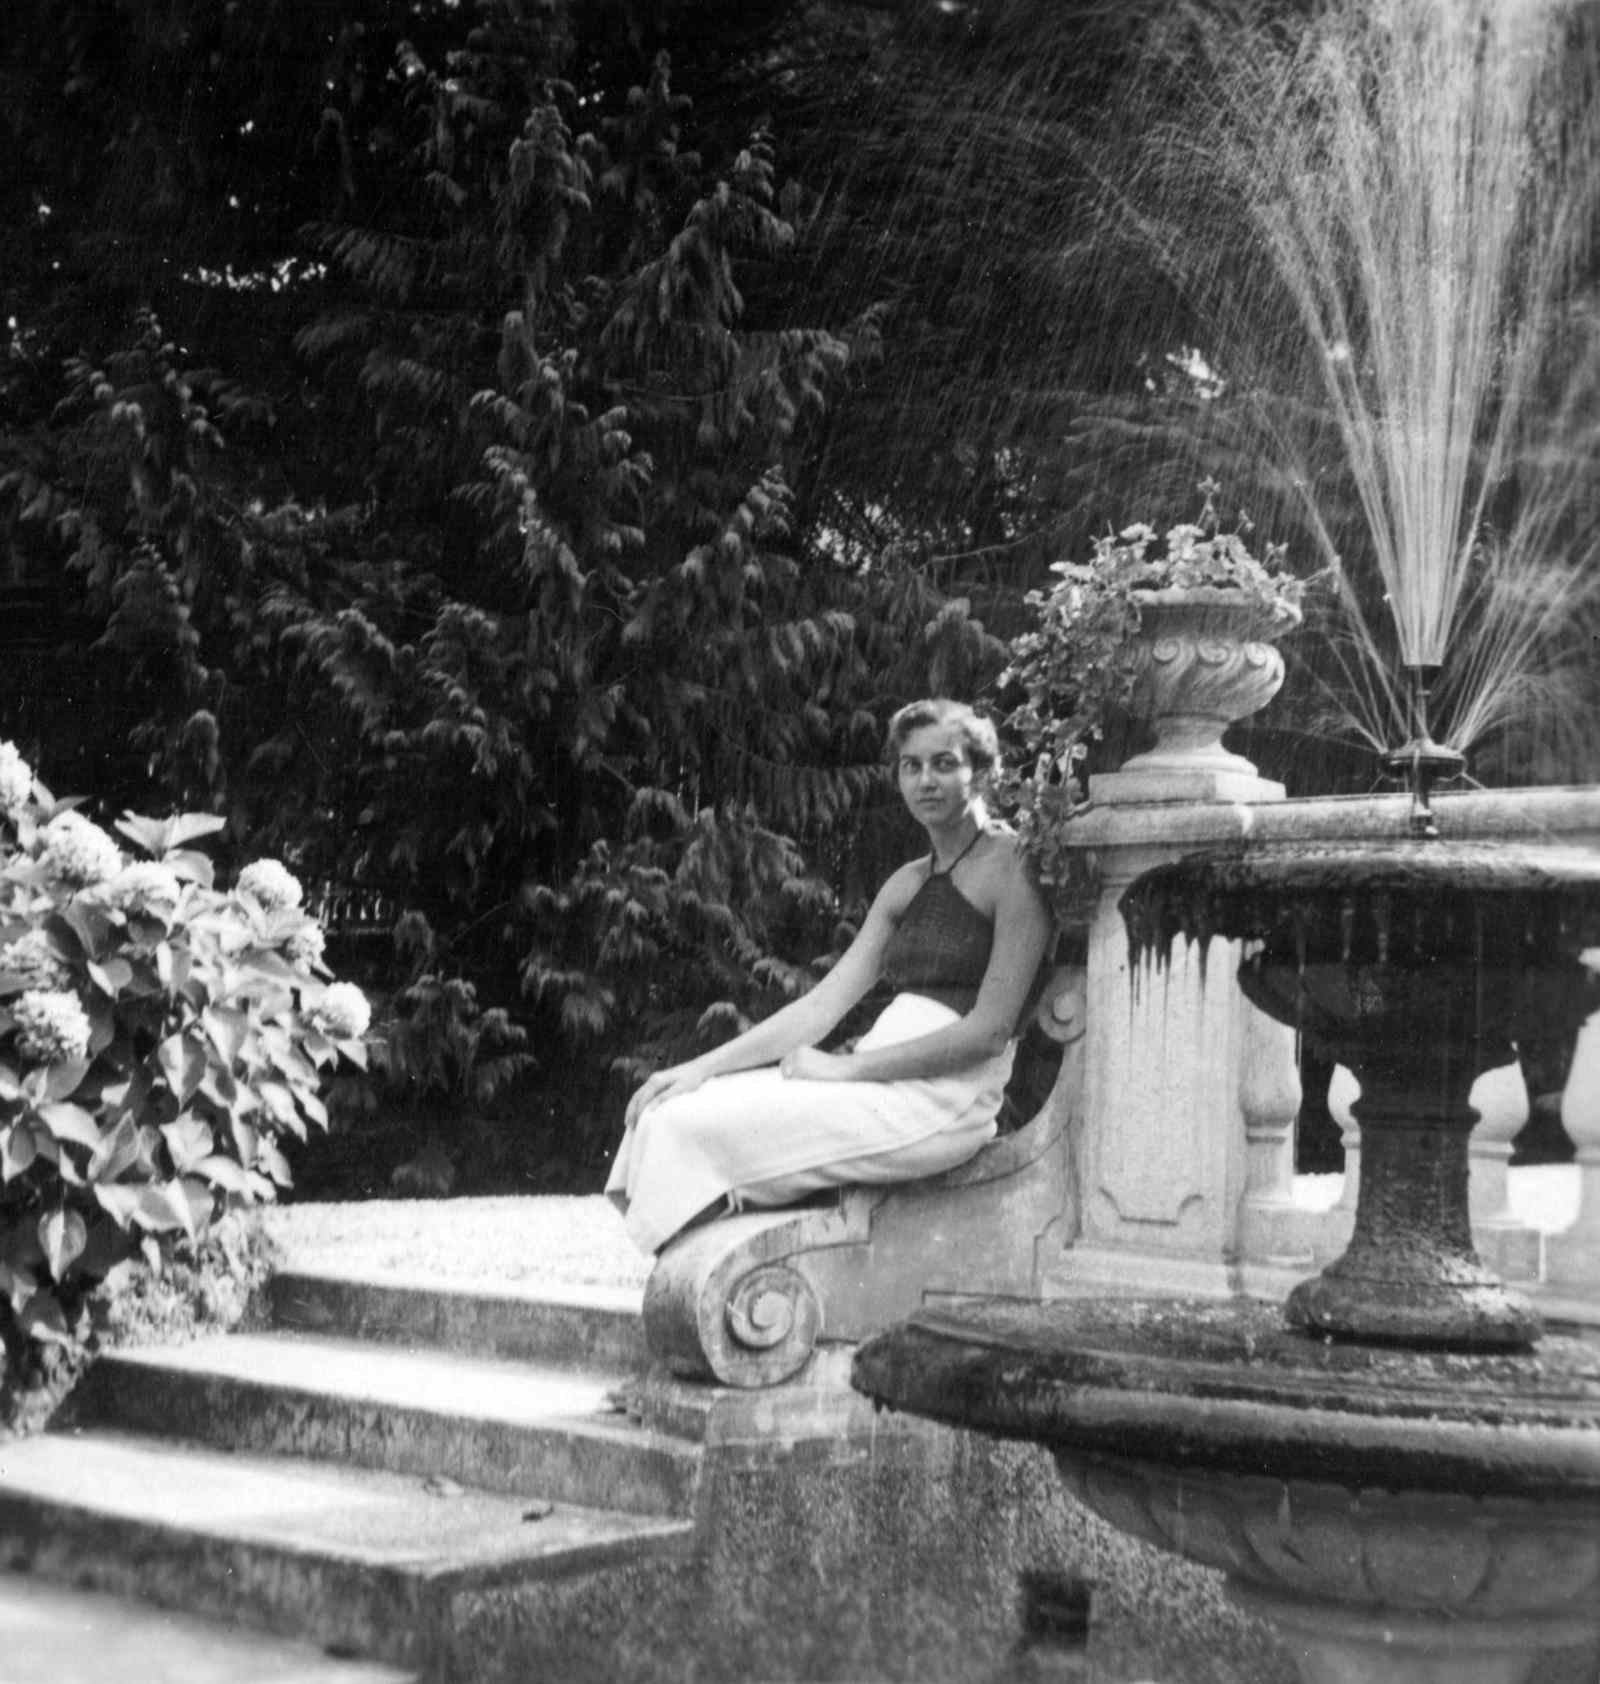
[258,1195,651,1293]
[255,1165,1579,1300]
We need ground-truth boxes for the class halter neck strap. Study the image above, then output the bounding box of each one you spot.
[929,826,986,877]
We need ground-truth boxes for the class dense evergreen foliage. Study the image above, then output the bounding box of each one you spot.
[5,0,1596,1188]
[1,0,1022,1184]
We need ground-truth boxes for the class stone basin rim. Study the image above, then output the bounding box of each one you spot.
[851,1299,1600,1500]
[1128,837,1600,896]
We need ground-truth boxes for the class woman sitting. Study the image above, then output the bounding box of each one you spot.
[606,698,1055,1254]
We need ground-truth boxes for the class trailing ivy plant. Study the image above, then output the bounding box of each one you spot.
[0,741,367,1369]
[1000,482,1315,923]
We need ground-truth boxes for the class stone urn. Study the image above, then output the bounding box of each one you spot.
[1116,586,1302,786]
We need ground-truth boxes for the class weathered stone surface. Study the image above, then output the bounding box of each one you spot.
[853,1297,1600,1497]
[641,1017,1081,1387]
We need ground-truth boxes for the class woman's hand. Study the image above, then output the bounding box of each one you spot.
[624,1062,708,1130]
[779,1046,855,1083]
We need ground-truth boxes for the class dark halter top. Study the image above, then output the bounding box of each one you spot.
[879,829,1000,1019]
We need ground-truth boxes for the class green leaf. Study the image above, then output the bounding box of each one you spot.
[200,1066,243,1112]
[113,812,175,855]
[37,1101,102,1150]
[87,999,115,1055]
[87,1116,143,1184]
[61,902,111,961]
[93,1180,195,1237]
[202,1005,249,1065]
[228,1115,257,1166]
[1,1120,38,1181]
[178,1177,215,1231]
[160,1115,215,1172]
[43,1058,91,1102]
[157,1033,206,1102]
[18,1287,73,1347]
[38,1208,87,1280]
[257,1137,293,1186]
[193,1154,253,1195]
[257,1081,304,1135]
[0,1260,38,1310]
[88,957,134,996]
[164,849,216,888]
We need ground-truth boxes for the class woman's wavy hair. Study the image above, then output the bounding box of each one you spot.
[883,699,1000,775]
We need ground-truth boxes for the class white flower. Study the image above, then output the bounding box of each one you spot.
[1118,523,1156,543]
[284,920,327,968]
[98,861,183,914]
[237,858,303,913]
[0,742,32,816]
[11,987,92,1065]
[0,929,73,991]
[313,981,370,1040]
[39,811,123,886]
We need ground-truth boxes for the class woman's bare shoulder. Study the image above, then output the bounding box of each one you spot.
[980,826,1051,911]
[974,823,1030,877]
[877,855,930,915]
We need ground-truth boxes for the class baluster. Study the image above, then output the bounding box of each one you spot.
[1465,1062,1539,1283]
[1542,988,1600,1311]
[1237,999,1311,1272]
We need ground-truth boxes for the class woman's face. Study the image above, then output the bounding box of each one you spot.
[895,721,983,829]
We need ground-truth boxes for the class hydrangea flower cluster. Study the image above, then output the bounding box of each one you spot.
[39,811,124,887]
[314,980,371,1040]
[12,987,92,1066]
[0,741,31,816]
[284,921,327,969]
[97,861,184,915]
[0,930,74,992]
[237,859,304,913]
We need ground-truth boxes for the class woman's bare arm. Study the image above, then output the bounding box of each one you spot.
[622,864,919,1126]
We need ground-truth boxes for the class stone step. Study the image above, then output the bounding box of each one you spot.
[267,1272,649,1373]
[0,1569,419,1684]
[0,1427,693,1672]
[60,1330,702,1519]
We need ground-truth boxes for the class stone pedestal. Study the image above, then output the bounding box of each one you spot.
[1323,1063,1541,1284]
[1044,791,1286,1300]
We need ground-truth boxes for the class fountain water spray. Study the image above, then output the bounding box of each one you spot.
[856,6,1600,1679]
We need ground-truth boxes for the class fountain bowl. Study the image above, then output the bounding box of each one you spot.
[1121,839,1600,1350]
[854,1298,1600,1682]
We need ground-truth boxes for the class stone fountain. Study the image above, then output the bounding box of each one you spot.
[854,824,1600,1683]
[854,1,1600,1674]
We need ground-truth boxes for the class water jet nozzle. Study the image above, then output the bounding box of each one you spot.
[1380,666,1464,840]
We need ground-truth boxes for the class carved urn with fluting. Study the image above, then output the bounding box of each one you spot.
[1116,587,1302,785]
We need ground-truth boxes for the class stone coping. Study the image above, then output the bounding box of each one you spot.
[1064,783,1600,851]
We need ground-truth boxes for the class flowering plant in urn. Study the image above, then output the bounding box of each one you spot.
[1003,482,1314,917]
[0,741,366,1362]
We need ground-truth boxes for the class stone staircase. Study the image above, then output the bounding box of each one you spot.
[0,1270,701,1682]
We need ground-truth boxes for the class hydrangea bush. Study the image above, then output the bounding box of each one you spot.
[0,744,367,1362]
